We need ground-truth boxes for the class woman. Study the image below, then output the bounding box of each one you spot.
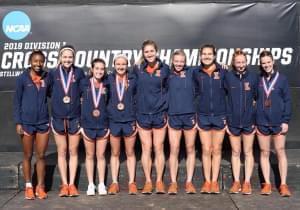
[13,50,50,200]
[256,50,292,197]
[193,44,227,194]
[225,49,258,195]
[134,40,170,194]
[107,54,138,195]
[167,49,197,195]
[49,45,85,197]
[80,58,109,196]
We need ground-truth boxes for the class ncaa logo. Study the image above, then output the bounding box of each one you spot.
[2,11,31,40]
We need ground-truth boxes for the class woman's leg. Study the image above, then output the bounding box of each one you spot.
[68,134,81,185]
[110,135,121,183]
[242,133,255,183]
[83,138,95,185]
[199,130,213,182]
[168,127,182,183]
[138,128,153,183]
[153,126,167,182]
[211,129,225,182]
[273,134,288,185]
[229,135,242,182]
[54,134,68,185]
[257,135,272,184]
[35,132,49,186]
[124,134,137,184]
[183,128,196,183]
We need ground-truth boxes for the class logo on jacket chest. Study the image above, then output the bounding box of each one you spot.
[213,72,220,80]
[244,82,250,91]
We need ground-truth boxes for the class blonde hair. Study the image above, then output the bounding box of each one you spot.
[231,48,248,69]
[170,49,186,72]
[58,45,76,66]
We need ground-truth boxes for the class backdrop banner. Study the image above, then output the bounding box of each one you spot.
[0,2,298,91]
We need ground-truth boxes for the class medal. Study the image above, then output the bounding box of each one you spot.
[117,102,125,110]
[90,78,103,117]
[116,75,126,111]
[63,96,71,104]
[59,65,73,104]
[262,72,279,108]
[264,99,271,107]
[92,109,100,117]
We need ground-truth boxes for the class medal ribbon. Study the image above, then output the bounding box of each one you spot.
[116,75,126,102]
[262,72,279,99]
[59,65,73,95]
[90,78,103,109]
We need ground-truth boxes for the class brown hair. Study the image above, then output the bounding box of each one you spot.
[136,39,158,65]
[89,58,107,78]
[259,50,275,74]
[200,44,217,56]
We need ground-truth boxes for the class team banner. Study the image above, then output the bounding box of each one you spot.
[0,2,297,91]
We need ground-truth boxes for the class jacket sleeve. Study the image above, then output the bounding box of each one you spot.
[13,76,23,124]
[192,67,200,96]
[282,77,292,123]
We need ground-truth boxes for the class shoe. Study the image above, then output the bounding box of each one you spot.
[200,181,211,194]
[108,183,120,195]
[261,183,272,195]
[98,183,107,195]
[211,181,220,194]
[141,182,153,194]
[25,187,35,200]
[185,182,196,194]
[59,184,69,197]
[35,185,47,199]
[241,182,252,195]
[68,184,79,197]
[155,181,166,194]
[167,182,178,195]
[229,181,241,194]
[128,182,138,195]
[86,184,96,196]
[279,184,291,197]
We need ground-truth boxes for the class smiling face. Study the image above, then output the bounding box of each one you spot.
[172,54,185,72]
[143,44,157,64]
[91,61,105,80]
[30,53,45,73]
[260,55,274,74]
[60,49,74,69]
[114,57,128,76]
[200,47,215,66]
[233,54,247,73]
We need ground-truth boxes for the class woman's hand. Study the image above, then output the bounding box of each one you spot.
[281,123,289,134]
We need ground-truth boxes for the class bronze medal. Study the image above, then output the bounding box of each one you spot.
[92,109,100,117]
[63,96,70,104]
[264,99,271,107]
[117,102,125,111]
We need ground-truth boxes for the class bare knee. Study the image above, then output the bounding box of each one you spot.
[35,151,46,161]
[202,147,212,157]
[260,149,270,158]
[23,152,33,161]
[212,146,222,156]
[275,147,286,158]
[231,149,241,158]
[186,145,195,155]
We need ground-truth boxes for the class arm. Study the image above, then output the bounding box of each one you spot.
[13,76,24,134]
